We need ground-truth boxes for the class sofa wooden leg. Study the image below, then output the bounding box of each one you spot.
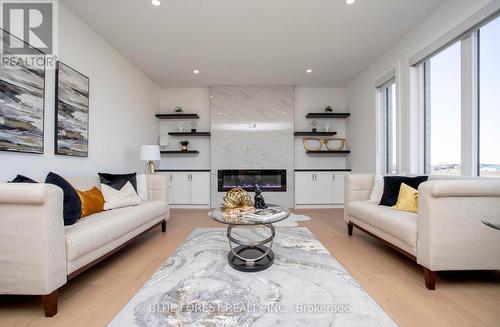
[347,222,353,236]
[423,267,436,290]
[161,220,167,233]
[41,289,58,317]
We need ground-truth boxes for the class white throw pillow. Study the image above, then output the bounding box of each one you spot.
[136,174,148,201]
[369,173,408,203]
[368,175,384,203]
[101,182,142,210]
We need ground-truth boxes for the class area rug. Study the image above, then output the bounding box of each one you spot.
[272,214,311,227]
[109,228,396,327]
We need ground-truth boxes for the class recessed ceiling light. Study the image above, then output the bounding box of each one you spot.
[306,69,312,74]
[193,69,200,74]
[152,0,160,7]
[346,0,356,4]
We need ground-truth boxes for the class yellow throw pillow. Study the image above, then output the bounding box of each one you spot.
[76,187,105,218]
[392,183,419,213]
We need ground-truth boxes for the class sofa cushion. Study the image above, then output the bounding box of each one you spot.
[347,201,417,248]
[64,201,167,261]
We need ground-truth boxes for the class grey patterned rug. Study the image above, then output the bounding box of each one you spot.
[109,228,397,327]
[272,214,311,227]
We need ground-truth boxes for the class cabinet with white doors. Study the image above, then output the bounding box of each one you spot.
[294,170,349,206]
[162,171,210,206]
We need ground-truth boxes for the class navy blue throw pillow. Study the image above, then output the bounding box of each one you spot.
[98,172,137,192]
[45,172,82,226]
[379,176,428,207]
[8,174,37,183]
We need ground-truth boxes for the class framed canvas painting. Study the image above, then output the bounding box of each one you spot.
[55,61,89,157]
[0,28,46,154]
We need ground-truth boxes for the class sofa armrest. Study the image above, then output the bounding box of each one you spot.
[0,183,67,295]
[146,174,170,219]
[417,180,500,271]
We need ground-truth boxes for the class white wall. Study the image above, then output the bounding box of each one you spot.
[158,87,348,171]
[346,0,492,173]
[0,4,160,181]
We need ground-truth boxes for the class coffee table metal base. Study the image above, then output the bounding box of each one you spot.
[226,224,276,272]
[227,245,275,272]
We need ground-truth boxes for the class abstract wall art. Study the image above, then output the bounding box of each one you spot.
[0,29,46,154]
[55,61,89,157]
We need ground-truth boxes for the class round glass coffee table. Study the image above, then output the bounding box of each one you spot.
[209,205,290,272]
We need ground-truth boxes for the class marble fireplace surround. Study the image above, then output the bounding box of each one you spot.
[210,86,294,208]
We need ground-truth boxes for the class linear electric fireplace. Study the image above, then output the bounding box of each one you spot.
[218,170,287,192]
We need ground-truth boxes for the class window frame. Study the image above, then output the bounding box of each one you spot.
[414,13,500,177]
[477,16,500,177]
[376,78,397,174]
[421,41,464,175]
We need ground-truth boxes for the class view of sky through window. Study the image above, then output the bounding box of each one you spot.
[479,16,500,176]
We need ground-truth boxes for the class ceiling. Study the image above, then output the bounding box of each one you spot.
[62,0,443,88]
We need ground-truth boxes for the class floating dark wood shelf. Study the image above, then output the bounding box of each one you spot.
[156,113,200,119]
[294,131,337,137]
[306,113,350,119]
[168,132,211,137]
[160,150,199,154]
[306,150,351,154]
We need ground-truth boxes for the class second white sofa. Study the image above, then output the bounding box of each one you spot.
[344,174,500,290]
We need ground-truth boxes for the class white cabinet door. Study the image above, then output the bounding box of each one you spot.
[295,172,315,204]
[332,172,348,204]
[190,172,210,205]
[314,172,334,204]
[170,172,191,204]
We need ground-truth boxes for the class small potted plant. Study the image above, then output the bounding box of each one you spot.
[180,140,189,152]
[174,106,183,113]
[325,106,333,113]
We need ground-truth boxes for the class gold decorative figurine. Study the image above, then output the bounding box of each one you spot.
[222,188,253,209]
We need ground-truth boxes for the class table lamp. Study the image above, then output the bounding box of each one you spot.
[140,145,160,174]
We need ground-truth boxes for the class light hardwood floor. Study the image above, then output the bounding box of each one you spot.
[1,209,499,327]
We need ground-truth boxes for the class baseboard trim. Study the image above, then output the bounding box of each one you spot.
[170,204,210,209]
[295,204,344,209]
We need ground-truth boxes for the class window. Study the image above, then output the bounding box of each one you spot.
[479,16,500,177]
[424,42,462,175]
[378,80,397,174]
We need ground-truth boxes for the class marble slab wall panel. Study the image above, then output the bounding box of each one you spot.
[210,86,294,208]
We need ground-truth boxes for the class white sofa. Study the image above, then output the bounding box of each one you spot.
[344,174,500,290]
[0,174,169,317]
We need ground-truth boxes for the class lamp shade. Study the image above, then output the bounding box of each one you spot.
[140,145,160,161]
